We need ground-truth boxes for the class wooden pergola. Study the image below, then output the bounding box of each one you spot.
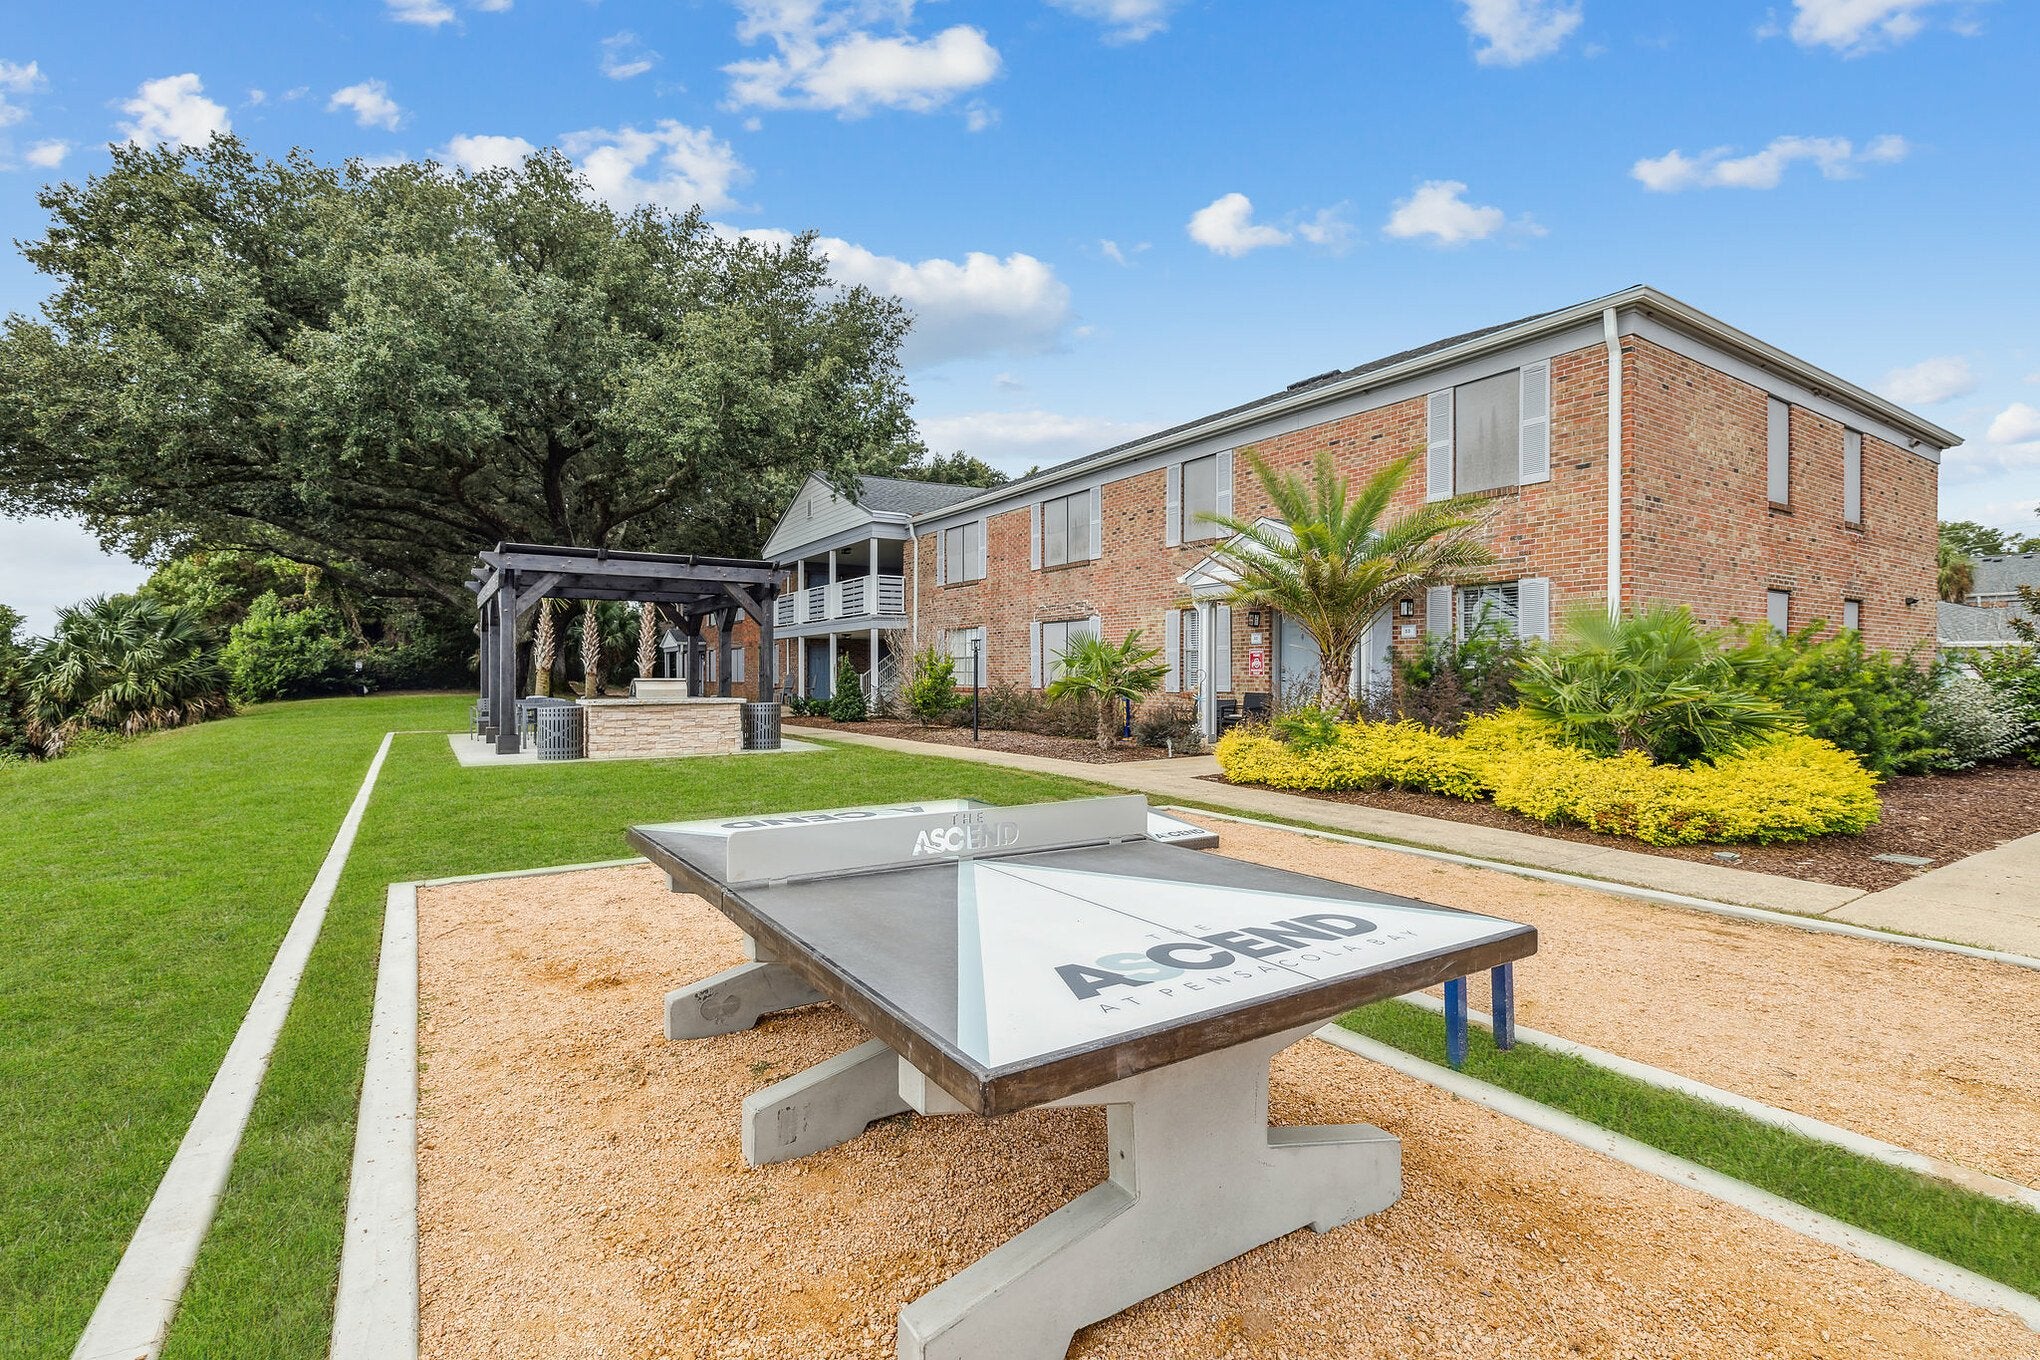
[467,542,783,755]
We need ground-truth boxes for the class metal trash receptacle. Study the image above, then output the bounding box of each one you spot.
[741,701,781,751]
[534,703,586,761]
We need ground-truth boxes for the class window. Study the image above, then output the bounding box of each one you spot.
[1181,453,1222,543]
[1767,398,1791,504]
[1843,429,1863,525]
[1042,491,1095,567]
[1039,618,1094,683]
[947,627,986,686]
[944,520,982,583]
[1454,371,1520,495]
[1458,582,1521,639]
[1843,598,1861,632]
[1767,589,1791,633]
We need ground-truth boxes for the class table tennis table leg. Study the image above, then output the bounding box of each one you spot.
[742,1039,910,1166]
[1490,963,1516,1051]
[664,958,827,1040]
[895,1024,1400,1360]
[1443,975,1469,1069]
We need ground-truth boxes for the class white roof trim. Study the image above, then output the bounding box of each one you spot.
[1178,518,1289,599]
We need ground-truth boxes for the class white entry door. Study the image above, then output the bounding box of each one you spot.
[1354,607,1394,701]
[1273,615,1321,703]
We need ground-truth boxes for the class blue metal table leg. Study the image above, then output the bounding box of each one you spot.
[1490,963,1516,1051]
[1443,976,1468,1069]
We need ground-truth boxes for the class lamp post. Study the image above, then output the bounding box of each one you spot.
[971,636,981,743]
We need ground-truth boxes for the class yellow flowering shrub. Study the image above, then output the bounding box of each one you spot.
[1214,711,1880,846]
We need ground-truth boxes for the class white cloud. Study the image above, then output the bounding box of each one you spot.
[1383,180,1528,245]
[1986,402,2040,447]
[440,133,537,171]
[473,0,513,10]
[25,139,69,168]
[0,60,45,129]
[328,79,404,131]
[1187,193,1292,256]
[1632,133,1908,191]
[1098,238,1149,266]
[1458,0,1584,66]
[1047,0,1183,43]
[1783,1,1966,55]
[560,121,749,214]
[1880,355,1976,407]
[725,1,1000,117]
[386,0,455,25]
[734,226,1073,367]
[600,31,660,80]
[917,409,1154,474]
[120,73,230,150]
[1295,204,1356,251]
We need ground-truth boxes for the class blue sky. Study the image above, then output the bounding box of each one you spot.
[2,0,2036,631]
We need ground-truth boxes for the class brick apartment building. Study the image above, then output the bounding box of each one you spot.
[713,285,1958,738]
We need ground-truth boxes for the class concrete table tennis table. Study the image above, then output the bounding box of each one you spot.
[628,794,1536,1359]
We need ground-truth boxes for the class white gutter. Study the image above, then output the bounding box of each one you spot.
[1603,307,1623,618]
[910,532,920,651]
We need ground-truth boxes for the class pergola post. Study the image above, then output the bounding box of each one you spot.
[716,607,735,699]
[492,574,520,754]
[757,590,777,703]
[475,609,492,737]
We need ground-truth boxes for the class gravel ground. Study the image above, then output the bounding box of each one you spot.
[1206,818,2040,1190]
[416,861,2037,1359]
[1207,760,2040,891]
[785,716,1173,763]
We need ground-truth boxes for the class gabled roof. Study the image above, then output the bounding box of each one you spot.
[1938,600,2035,646]
[853,474,984,517]
[1971,551,2040,598]
[1178,518,1288,599]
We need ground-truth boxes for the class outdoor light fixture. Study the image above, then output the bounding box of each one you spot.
[1397,599,1414,618]
[1904,597,1920,607]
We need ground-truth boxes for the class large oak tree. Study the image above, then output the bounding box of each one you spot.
[0,138,933,605]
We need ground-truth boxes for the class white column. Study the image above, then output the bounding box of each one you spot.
[797,638,807,699]
[1198,600,1219,742]
[828,632,839,697]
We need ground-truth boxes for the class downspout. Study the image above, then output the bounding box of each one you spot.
[1602,307,1623,619]
[910,525,920,652]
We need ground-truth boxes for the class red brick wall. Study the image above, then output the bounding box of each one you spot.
[1620,335,1937,653]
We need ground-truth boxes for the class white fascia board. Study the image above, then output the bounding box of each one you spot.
[766,515,915,564]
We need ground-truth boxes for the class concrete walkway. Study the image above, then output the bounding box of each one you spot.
[1830,830,2040,958]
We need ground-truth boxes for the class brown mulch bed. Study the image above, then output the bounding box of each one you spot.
[786,715,1171,763]
[1205,761,2040,892]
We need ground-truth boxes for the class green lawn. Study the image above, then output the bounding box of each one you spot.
[1,694,1107,1360]
[1339,1001,2040,1297]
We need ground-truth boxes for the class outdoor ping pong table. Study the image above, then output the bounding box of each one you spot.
[627,794,1536,1360]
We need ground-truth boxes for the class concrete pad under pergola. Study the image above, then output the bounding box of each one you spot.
[466,543,782,755]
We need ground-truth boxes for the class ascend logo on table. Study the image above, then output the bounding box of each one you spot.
[911,818,1021,857]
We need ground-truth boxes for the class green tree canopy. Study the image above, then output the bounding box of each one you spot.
[0,138,928,607]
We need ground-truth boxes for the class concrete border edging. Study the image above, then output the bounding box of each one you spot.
[1393,993,2040,1212]
[1178,807,2040,973]
[1314,1025,2040,1332]
[71,733,397,1360]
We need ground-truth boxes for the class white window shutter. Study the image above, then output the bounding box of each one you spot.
[1843,429,1863,524]
[1164,462,1183,546]
[975,627,988,685]
[1215,450,1234,524]
[1426,584,1452,636]
[1086,612,1102,642]
[1090,485,1103,559]
[1163,608,1181,690]
[974,519,988,581]
[1214,605,1233,691]
[1426,390,1454,501]
[1029,503,1042,569]
[1029,620,1043,689]
[1518,577,1550,641]
[1518,361,1550,485]
[935,530,947,586]
[1182,608,1201,693]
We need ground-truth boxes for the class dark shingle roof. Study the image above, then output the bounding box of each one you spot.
[854,474,986,517]
[1971,552,2040,598]
[1938,601,2035,645]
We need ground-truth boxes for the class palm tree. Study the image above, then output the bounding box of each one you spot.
[25,594,230,753]
[636,602,659,679]
[579,600,604,697]
[532,598,557,697]
[1046,629,1169,749]
[1515,603,1791,764]
[1938,540,1975,603]
[1201,449,1497,712]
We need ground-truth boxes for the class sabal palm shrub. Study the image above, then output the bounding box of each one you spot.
[1514,604,1791,765]
[25,594,229,753]
[1045,629,1169,749]
[1202,449,1495,713]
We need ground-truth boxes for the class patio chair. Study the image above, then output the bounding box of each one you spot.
[1240,692,1272,724]
[1216,697,1242,732]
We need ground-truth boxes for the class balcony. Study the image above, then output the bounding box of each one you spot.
[773,573,906,628]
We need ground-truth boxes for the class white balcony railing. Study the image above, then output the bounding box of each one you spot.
[781,573,907,627]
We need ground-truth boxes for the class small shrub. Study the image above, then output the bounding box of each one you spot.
[828,657,867,722]
[1133,697,1203,752]
[221,592,350,702]
[1728,624,1941,775]
[1383,618,1528,732]
[1268,705,1343,753]
[900,647,963,725]
[1924,674,2034,770]
[1971,646,2040,766]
